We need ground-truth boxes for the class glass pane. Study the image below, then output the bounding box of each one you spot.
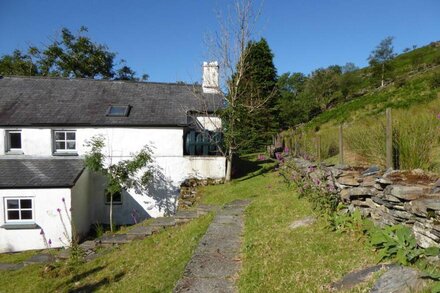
[108,106,128,116]
[7,199,19,209]
[55,132,65,140]
[21,210,33,220]
[20,199,32,209]
[56,142,66,150]
[7,211,19,220]
[9,132,21,149]
[113,192,122,203]
[67,141,76,150]
[66,132,76,140]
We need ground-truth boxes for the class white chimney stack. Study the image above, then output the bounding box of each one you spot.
[202,61,219,93]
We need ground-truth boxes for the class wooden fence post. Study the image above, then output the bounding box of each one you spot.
[316,135,321,163]
[339,124,344,165]
[386,108,393,169]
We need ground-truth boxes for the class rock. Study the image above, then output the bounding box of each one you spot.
[335,164,350,170]
[348,187,374,198]
[150,217,177,228]
[340,189,350,202]
[404,196,440,217]
[351,198,376,209]
[412,221,440,248]
[98,234,131,245]
[384,185,428,201]
[79,240,96,251]
[126,225,157,240]
[376,177,393,185]
[374,183,384,191]
[289,216,316,229]
[360,176,376,187]
[411,169,425,176]
[362,165,380,176]
[330,264,394,291]
[371,197,398,209]
[370,266,427,293]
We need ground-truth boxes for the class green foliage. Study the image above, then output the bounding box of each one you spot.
[233,38,279,154]
[0,26,146,80]
[84,135,154,230]
[0,49,38,76]
[367,224,440,265]
[431,72,440,89]
[326,205,364,234]
[368,36,396,87]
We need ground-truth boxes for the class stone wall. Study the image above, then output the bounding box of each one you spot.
[178,178,224,209]
[288,157,440,248]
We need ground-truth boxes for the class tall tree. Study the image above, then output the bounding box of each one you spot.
[276,72,309,128]
[206,0,265,181]
[0,26,146,80]
[0,49,38,76]
[368,36,396,87]
[234,38,279,154]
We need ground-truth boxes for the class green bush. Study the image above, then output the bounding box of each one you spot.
[431,72,440,89]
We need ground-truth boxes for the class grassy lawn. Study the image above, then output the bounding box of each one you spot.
[201,170,377,292]
[1,161,377,292]
[0,214,212,292]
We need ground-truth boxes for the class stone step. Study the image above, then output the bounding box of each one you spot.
[23,253,55,265]
[150,217,177,228]
[98,234,131,246]
[79,240,96,251]
[174,210,199,224]
[196,204,218,215]
[126,225,157,240]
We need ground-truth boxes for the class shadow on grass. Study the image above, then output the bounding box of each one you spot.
[68,271,125,293]
[232,155,277,181]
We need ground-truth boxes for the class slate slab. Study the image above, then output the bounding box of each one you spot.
[150,217,177,228]
[330,264,394,291]
[24,253,55,264]
[370,265,427,293]
[98,234,130,245]
[126,225,156,240]
[0,262,25,271]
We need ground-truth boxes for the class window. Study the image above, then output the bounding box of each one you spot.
[106,105,131,117]
[54,130,76,152]
[5,130,22,153]
[105,191,122,205]
[4,198,34,222]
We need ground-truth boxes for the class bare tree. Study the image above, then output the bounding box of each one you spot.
[204,0,275,181]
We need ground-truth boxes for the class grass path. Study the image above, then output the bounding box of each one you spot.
[201,171,377,292]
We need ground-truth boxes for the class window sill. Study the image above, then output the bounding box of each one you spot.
[105,203,123,206]
[1,223,40,230]
[6,150,24,155]
[53,152,78,157]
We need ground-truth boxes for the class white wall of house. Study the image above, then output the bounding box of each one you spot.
[0,126,226,227]
[0,188,73,253]
[71,170,92,239]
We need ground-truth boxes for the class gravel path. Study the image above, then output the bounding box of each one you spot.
[174,199,251,293]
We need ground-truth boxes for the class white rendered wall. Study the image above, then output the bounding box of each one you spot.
[0,188,72,253]
[71,170,91,239]
[0,126,226,223]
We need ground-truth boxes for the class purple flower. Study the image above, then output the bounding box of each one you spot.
[57,208,61,213]
[48,239,52,245]
[437,113,440,120]
[284,147,289,154]
[40,229,44,235]
[62,197,65,203]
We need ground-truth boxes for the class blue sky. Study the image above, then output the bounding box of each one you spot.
[0,0,439,83]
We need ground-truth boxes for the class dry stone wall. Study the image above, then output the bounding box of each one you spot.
[288,157,440,248]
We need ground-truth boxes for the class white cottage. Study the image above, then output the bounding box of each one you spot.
[0,62,225,252]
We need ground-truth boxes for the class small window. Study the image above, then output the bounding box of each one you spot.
[6,130,22,152]
[106,105,131,117]
[54,130,76,152]
[4,198,34,222]
[105,191,122,205]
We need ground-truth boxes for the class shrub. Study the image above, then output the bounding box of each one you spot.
[430,72,440,89]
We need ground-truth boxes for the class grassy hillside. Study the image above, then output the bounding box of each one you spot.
[283,42,440,171]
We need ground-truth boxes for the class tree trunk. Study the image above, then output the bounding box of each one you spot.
[225,148,233,182]
[381,63,385,87]
[110,194,113,232]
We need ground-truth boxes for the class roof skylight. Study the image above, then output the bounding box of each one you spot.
[106,105,131,117]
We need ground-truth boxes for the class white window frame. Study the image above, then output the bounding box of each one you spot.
[5,130,23,154]
[4,197,34,223]
[53,130,77,154]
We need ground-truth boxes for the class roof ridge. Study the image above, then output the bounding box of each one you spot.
[0,75,201,87]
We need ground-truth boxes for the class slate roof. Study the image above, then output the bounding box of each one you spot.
[0,76,224,127]
[0,159,85,188]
